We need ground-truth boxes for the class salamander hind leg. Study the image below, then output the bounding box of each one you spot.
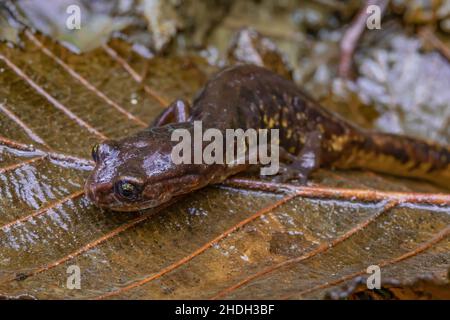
[150,99,191,127]
[274,131,323,184]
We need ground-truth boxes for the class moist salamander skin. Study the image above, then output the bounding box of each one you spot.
[85,64,450,212]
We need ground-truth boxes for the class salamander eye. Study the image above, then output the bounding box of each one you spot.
[115,180,142,200]
[91,144,100,162]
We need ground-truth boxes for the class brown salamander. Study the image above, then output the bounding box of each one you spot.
[85,65,450,211]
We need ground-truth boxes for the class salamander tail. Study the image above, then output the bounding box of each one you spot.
[340,132,450,189]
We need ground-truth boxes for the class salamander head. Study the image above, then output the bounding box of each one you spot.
[85,124,211,212]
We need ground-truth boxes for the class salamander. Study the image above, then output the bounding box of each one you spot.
[85,64,450,212]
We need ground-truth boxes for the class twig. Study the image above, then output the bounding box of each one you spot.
[339,0,389,79]
[418,27,450,62]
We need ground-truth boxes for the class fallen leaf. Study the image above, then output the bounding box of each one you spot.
[0,32,449,300]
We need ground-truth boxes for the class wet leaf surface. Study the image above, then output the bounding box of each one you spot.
[0,1,449,300]
[325,271,450,300]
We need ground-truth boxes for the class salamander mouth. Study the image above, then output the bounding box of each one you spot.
[85,172,204,212]
[105,174,203,212]
[108,195,172,212]
[104,202,161,212]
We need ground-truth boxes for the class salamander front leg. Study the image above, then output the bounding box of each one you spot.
[150,99,191,127]
[275,131,323,184]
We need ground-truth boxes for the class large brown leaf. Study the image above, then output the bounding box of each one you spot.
[0,32,449,300]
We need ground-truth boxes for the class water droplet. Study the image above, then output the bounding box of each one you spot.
[130,93,138,105]
[240,254,249,262]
